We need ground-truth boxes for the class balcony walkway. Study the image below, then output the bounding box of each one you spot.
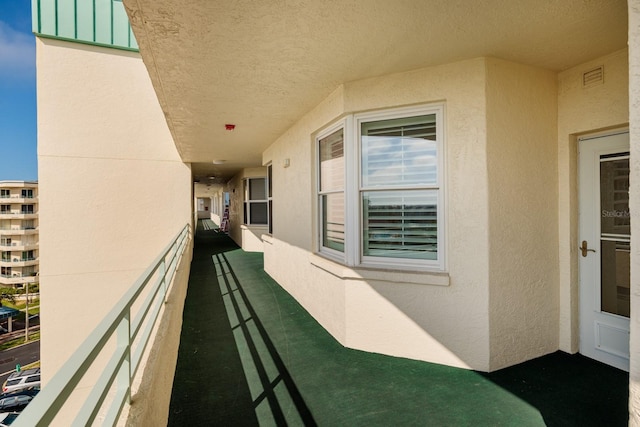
[167,220,628,426]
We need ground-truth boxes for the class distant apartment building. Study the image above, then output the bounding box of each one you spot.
[0,181,38,289]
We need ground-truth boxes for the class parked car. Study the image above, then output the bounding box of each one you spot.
[2,369,40,394]
[0,394,34,413]
[0,388,38,400]
[0,412,19,426]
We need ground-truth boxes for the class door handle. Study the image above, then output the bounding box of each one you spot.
[580,240,596,257]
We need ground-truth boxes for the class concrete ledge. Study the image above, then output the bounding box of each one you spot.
[309,253,450,286]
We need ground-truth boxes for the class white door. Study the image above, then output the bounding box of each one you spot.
[579,131,630,371]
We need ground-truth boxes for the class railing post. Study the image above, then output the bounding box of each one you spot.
[118,312,132,405]
[160,257,167,304]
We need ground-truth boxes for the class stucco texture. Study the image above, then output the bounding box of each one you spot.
[263,59,494,369]
[36,38,193,383]
[485,59,559,370]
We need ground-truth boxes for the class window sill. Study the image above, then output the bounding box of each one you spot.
[241,224,269,230]
[262,234,274,245]
[309,253,450,286]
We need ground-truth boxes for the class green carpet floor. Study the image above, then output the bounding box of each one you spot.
[168,223,628,426]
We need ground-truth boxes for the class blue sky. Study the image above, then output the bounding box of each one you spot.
[0,0,37,181]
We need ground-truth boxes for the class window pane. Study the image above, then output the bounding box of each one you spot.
[600,240,630,317]
[249,178,267,200]
[361,115,437,187]
[362,190,437,260]
[250,202,268,224]
[244,202,248,224]
[600,157,629,235]
[319,128,344,192]
[321,193,344,252]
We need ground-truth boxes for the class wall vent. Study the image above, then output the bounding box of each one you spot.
[583,66,604,87]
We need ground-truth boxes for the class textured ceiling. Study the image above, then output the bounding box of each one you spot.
[124,0,628,182]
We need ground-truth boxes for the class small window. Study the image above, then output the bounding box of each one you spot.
[317,126,345,253]
[26,375,39,383]
[0,205,10,213]
[243,178,268,225]
[21,189,33,198]
[21,205,34,214]
[0,190,9,198]
[360,113,440,261]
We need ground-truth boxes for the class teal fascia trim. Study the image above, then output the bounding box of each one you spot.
[32,0,139,51]
[33,32,139,53]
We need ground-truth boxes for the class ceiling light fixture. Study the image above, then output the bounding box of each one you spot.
[212,160,226,165]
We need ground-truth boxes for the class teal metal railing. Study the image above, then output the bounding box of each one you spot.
[15,224,191,426]
[32,0,138,51]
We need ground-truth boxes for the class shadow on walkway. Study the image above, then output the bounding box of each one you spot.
[168,222,628,426]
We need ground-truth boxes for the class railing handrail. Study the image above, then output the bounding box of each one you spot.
[0,212,37,215]
[15,223,191,426]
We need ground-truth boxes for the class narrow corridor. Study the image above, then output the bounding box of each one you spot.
[168,221,628,426]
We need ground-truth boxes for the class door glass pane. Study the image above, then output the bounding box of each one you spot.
[600,155,630,318]
[600,157,629,235]
[600,240,630,317]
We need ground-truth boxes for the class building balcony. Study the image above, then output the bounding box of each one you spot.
[0,212,38,220]
[0,195,38,203]
[0,228,38,236]
[0,242,38,251]
[0,274,38,286]
[14,220,629,426]
[0,258,38,268]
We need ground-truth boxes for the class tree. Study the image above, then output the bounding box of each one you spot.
[0,288,16,305]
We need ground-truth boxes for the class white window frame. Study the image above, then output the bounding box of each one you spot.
[315,104,446,271]
[243,177,269,226]
[316,119,348,261]
[267,164,273,235]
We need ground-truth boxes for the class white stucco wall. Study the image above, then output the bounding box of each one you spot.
[557,49,630,354]
[628,1,640,424]
[485,59,559,370]
[36,38,193,382]
[264,59,492,370]
[263,51,630,373]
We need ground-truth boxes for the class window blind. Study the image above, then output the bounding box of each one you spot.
[362,190,437,260]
